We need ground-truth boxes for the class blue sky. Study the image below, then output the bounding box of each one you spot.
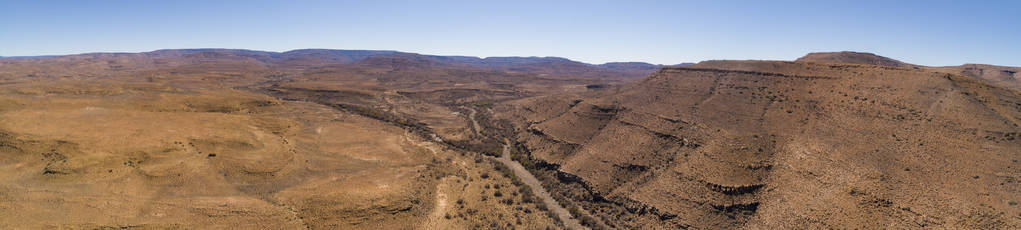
[1,0,1018,66]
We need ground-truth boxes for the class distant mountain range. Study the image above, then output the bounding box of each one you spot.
[2,49,1014,91]
[1,49,690,79]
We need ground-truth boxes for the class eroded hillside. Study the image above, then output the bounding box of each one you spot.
[505,61,1021,229]
[0,49,631,229]
[929,64,1021,92]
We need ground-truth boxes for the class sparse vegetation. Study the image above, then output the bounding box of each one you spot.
[0,46,1017,230]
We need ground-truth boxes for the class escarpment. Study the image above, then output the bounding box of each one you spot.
[508,61,1021,229]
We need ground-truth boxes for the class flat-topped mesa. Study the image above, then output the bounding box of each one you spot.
[656,65,836,80]
[796,51,915,68]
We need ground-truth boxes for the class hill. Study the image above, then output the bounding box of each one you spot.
[504,60,1021,228]
[928,64,1021,92]
[796,51,1021,92]
[796,51,915,68]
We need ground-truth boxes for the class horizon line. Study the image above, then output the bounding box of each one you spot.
[1,48,1008,68]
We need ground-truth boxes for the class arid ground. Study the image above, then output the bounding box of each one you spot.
[0,49,1017,229]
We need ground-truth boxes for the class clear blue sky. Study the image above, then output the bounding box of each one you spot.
[1,0,1018,66]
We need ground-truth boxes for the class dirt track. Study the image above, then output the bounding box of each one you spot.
[496,141,585,229]
[468,107,482,136]
[465,107,583,229]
